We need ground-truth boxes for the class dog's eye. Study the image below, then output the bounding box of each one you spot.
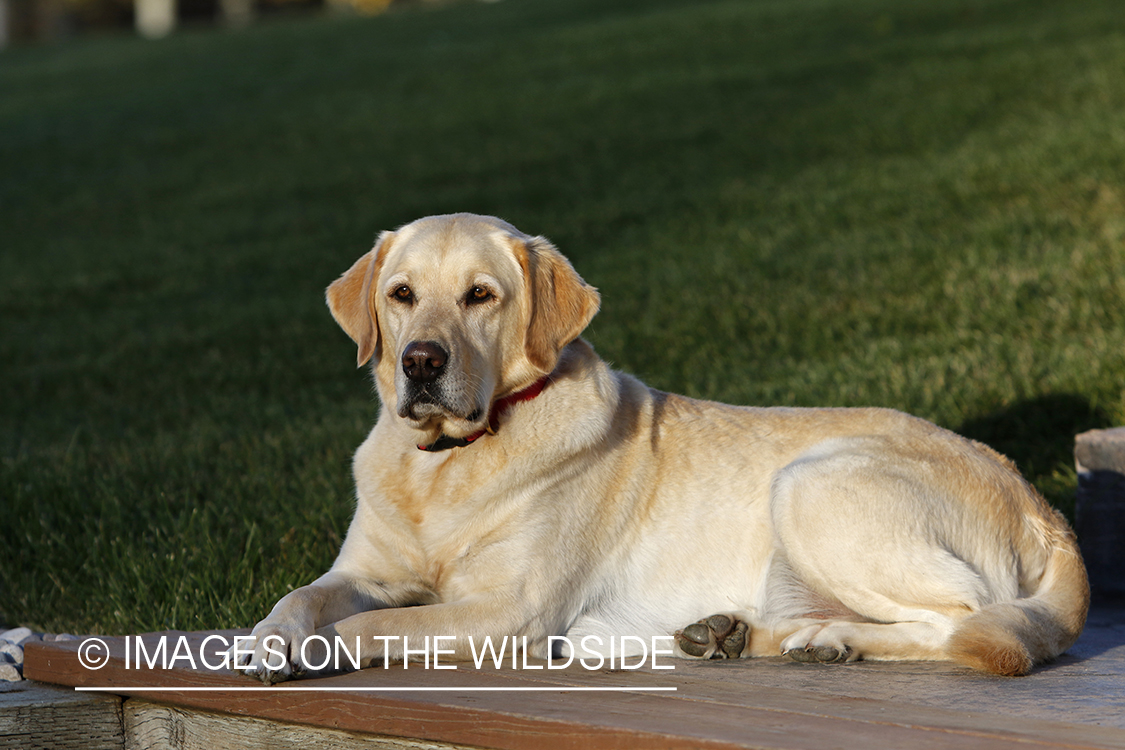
[466,286,493,305]
[391,286,414,304]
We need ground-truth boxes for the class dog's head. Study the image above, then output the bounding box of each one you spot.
[326,214,600,440]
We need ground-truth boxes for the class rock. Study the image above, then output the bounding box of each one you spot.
[44,633,79,642]
[0,641,23,665]
[1076,426,1125,474]
[0,663,22,682]
[0,627,33,645]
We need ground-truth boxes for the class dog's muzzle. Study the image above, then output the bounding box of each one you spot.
[397,340,479,422]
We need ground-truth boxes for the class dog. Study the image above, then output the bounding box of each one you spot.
[237,213,1088,683]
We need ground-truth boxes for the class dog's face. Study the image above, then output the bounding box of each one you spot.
[326,214,600,440]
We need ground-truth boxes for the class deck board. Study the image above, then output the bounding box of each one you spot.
[23,613,1125,750]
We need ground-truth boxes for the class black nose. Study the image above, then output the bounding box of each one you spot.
[401,341,448,383]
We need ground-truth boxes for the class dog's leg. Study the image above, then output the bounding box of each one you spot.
[232,571,394,684]
[764,443,1000,666]
[778,619,949,663]
[312,598,545,667]
[235,596,550,681]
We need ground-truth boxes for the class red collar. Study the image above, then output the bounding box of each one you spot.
[417,375,551,452]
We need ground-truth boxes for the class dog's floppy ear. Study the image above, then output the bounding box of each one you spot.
[326,231,394,367]
[514,236,600,373]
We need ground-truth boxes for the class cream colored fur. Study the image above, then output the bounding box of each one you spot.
[238,213,1088,681]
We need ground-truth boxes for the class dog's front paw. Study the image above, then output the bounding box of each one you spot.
[230,620,322,685]
[674,614,749,660]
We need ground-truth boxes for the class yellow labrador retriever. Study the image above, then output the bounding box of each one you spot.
[239,213,1088,682]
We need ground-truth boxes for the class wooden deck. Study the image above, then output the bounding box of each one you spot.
[18,610,1125,750]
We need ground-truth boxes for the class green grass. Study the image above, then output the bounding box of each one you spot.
[3,0,1124,635]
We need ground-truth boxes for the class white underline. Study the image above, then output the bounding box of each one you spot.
[76,686,677,692]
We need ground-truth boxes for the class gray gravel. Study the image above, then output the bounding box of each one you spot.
[0,627,77,681]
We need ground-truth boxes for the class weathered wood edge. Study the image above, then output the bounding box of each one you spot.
[123,699,477,750]
[25,633,1125,750]
[0,680,124,750]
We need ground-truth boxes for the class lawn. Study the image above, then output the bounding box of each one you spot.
[2,0,1124,635]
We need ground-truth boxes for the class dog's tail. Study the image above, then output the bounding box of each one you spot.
[945,515,1089,676]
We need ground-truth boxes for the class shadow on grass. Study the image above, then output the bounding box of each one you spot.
[958,394,1111,472]
[957,394,1112,520]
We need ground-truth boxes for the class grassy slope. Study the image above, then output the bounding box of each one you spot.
[2,0,1123,633]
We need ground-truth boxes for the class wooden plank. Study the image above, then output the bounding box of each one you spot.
[123,699,470,750]
[24,632,1125,750]
[0,679,123,750]
[26,639,736,750]
[498,658,1125,750]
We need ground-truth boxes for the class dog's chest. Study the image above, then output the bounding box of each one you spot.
[408,506,511,599]
[384,454,520,595]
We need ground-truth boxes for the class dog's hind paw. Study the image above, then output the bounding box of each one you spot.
[780,623,857,664]
[786,644,852,664]
[674,613,749,659]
